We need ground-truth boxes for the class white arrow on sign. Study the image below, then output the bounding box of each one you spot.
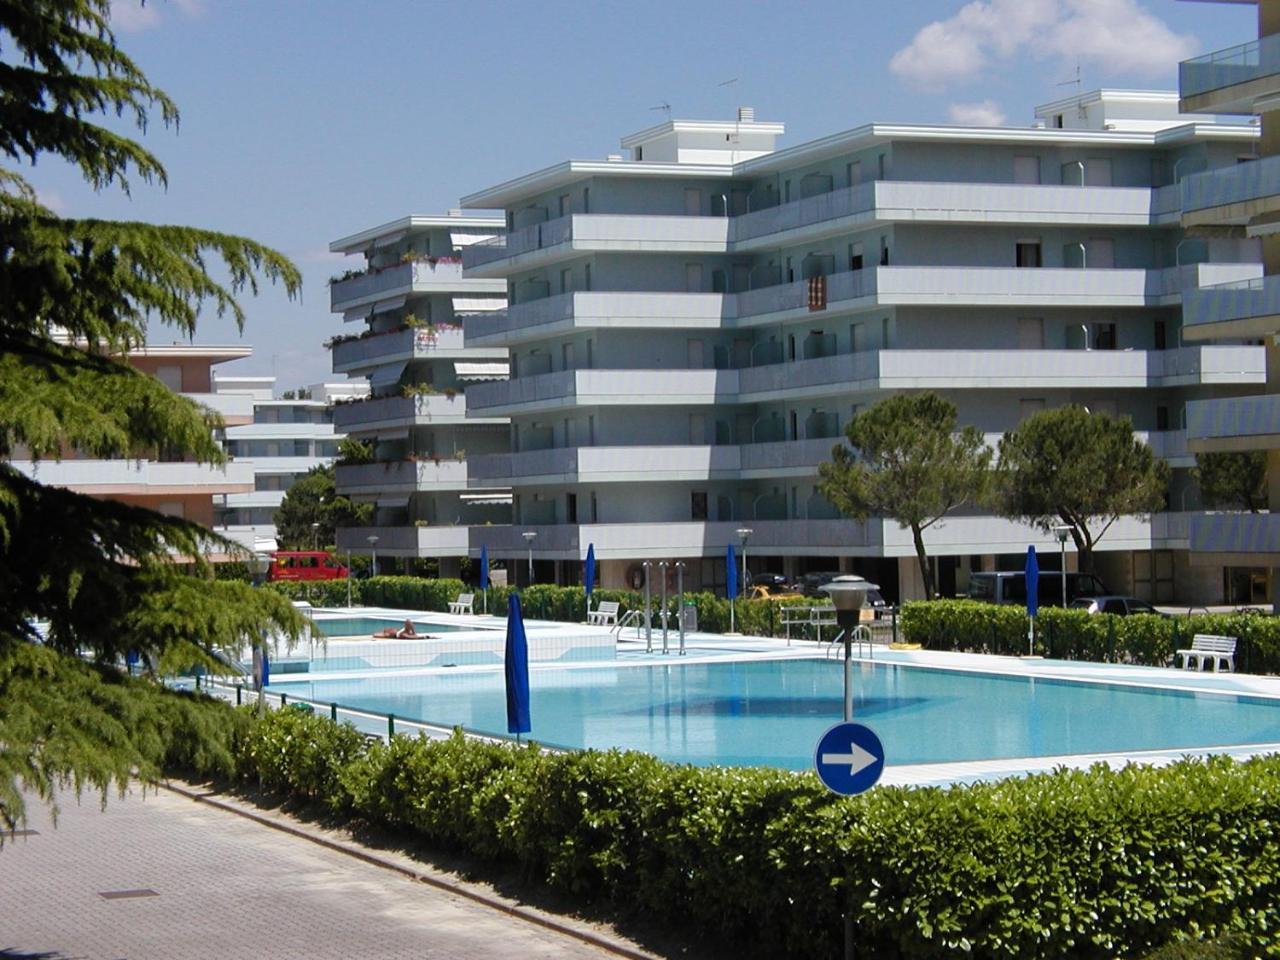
[821,741,878,776]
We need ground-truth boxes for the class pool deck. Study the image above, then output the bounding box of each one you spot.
[273,607,1280,788]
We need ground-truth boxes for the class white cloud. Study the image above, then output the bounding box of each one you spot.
[110,0,204,33]
[890,0,1198,89]
[34,187,67,213]
[947,100,1008,126]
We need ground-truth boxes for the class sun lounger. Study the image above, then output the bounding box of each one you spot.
[449,593,475,615]
[1176,634,1236,673]
[588,600,619,626]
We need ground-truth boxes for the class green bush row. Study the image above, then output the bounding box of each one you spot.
[233,707,1280,958]
[267,576,819,637]
[900,600,1280,673]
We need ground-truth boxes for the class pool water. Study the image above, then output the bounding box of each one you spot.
[311,617,476,637]
[270,658,1280,769]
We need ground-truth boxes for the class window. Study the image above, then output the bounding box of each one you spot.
[685,263,704,292]
[1085,238,1115,268]
[846,160,862,186]
[1017,317,1044,349]
[582,187,590,213]
[155,365,183,391]
[684,188,702,216]
[583,263,591,290]
[1091,323,1117,350]
[849,242,864,271]
[849,323,863,352]
[566,493,577,524]
[880,317,892,348]
[1054,114,1064,128]
[691,491,708,520]
[1013,156,1040,184]
[558,193,571,217]
[590,491,599,523]
[1154,320,1167,350]
[878,237,889,266]
[1015,240,1042,268]
[877,154,886,179]
[1084,158,1112,187]
[559,268,572,294]
[635,145,643,161]
[1061,161,1084,187]
[1156,405,1169,430]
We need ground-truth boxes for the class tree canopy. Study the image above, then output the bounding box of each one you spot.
[1193,451,1268,513]
[1,0,310,829]
[818,392,991,600]
[994,406,1169,572]
[274,464,372,550]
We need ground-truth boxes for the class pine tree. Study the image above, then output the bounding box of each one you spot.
[0,0,310,828]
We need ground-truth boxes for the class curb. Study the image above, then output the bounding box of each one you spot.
[162,781,660,960]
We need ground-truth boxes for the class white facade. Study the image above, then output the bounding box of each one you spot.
[456,91,1265,602]
[213,377,369,551]
[326,213,510,572]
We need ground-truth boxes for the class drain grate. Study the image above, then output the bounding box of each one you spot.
[98,889,159,900]
[4,829,39,838]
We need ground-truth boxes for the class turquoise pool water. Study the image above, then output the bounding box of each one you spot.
[269,658,1280,769]
[311,617,476,637]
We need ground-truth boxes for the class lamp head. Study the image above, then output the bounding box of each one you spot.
[820,575,880,630]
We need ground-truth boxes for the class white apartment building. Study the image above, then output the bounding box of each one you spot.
[457,91,1266,602]
[1179,0,1280,609]
[326,212,510,577]
[213,376,369,552]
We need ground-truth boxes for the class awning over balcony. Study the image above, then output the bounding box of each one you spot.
[450,232,499,248]
[454,362,509,381]
[453,296,505,313]
[369,360,407,390]
[461,492,513,506]
[373,296,405,314]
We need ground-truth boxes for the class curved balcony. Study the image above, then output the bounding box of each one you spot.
[1180,34,1280,115]
[1186,394,1280,453]
[1182,275,1280,341]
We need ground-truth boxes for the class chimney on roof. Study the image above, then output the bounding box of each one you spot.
[738,106,754,123]
[448,208,462,217]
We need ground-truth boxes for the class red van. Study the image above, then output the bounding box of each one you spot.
[268,551,349,582]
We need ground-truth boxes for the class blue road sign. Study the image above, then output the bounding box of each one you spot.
[814,722,885,796]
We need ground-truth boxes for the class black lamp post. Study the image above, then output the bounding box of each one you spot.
[820,575,879,721]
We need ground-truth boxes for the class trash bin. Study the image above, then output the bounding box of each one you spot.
[680,602,698,632]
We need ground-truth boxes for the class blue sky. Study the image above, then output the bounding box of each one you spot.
[21,0,1258,387]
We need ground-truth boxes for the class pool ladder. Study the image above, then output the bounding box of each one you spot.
[825,625,875,661]
[612,609,645,640]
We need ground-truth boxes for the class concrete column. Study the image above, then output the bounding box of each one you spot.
[1261,0,1280,41]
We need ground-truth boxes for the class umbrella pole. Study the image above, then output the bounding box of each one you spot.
[1028,615,1035,657]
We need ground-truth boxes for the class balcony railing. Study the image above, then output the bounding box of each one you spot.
[1181,155,1280,216]
[335,524,472,557]
[335,459,468,495]
[10,458,254,491]
[329,259,467,309]
[1183,274,1280,339]
[463,217,572,269]
[1186,394,1280,446]
[1189,512,1280,556]
[1180,33,1280,101]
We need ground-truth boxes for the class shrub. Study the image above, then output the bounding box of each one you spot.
[225,709,1280,959]
[901,600,1280,674]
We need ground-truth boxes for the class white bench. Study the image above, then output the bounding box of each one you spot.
[1176,634,1236,673]
[588,600,619,626]
[448,593,474,615]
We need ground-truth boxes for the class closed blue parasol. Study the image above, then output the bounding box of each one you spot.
[584,543,596,622]
[479,544,489,614]
[1025,545,1039,655]
[504,593,531,736]
[726,542,739,633]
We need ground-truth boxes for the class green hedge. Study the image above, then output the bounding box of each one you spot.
[901,600,1280,674]
[233,708,1280,958]
[268,575,820,638]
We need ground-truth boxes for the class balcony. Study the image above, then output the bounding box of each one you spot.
[1181,155,1280,230]
[731,181,1179,249]
[1183,275,1280,341]
[463,214,733,275]
[329,259,503,312]
[1189,512,1280,562]
[332,393,484,434]
[335,459,468,498]
[11,458,254,494]
[187,391,254,425]
[466,369,734,417]
[335,524,471,558]
[1186,394,1280,452]
[330,325,501,374]
[1180,34,1280,115]
[466,290,728,347]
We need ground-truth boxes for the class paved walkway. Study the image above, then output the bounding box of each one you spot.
[1,785,653,960]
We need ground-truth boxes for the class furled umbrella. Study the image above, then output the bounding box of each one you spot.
[504,593,531,739]
[584,543,596,623]
[479,544,489,615]
[1025,545,1039,657]
[726,542,738,634]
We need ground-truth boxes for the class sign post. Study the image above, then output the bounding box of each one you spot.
[814,721,884,796]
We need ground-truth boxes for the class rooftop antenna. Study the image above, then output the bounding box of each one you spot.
[1057,64,1082,92]
[650,101,671,118]
[719,78,740,141]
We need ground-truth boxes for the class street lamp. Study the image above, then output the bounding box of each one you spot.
[250,552,273,714]
[311,521,320,551]
[522,531,537,585]
[1052,525,1072,607]
[736,527,753,592]
[820,575,879,722]
[367,534,379,578]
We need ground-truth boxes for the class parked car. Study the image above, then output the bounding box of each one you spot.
[799,570,845,597]
[968,571,1108,607]
[1070,596,1164,617]
[268,550,348,582]
[747,572,802,600]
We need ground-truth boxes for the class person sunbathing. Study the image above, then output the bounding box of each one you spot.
[373,619,420,639]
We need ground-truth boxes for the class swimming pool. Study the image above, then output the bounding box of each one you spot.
[268,657,1280,770]
[310,616,477,638]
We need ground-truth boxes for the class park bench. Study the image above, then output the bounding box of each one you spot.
[448,593,474,615]
[588,600,620,626]
[1176,634,1236,673]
